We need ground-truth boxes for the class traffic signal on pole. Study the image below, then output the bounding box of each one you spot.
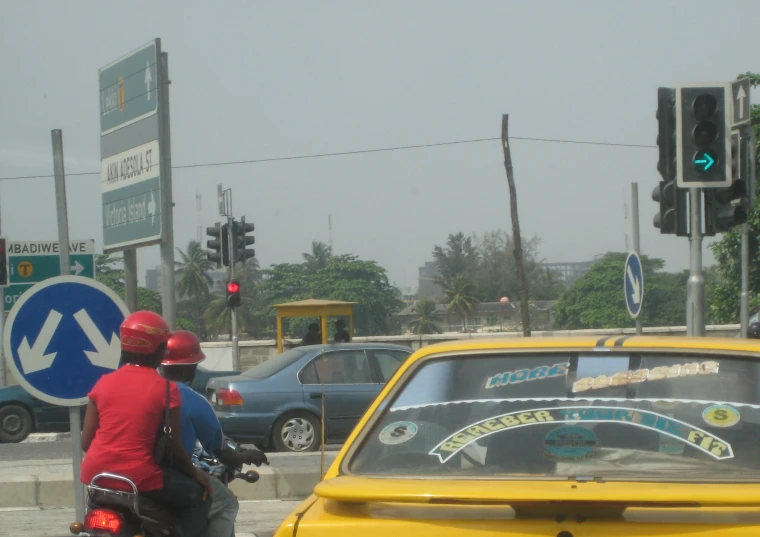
[704,132,749,235]
[231,216,255,263]
[653,87,688,235]
[206,222,230,267]
[226,279,241,308]
[676,85,731,188]
[0,237,8,287]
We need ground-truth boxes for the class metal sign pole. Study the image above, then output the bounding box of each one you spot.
[740,126,750,337]
[0,186,5,388]
[686,187,706,336]
[632,183,643,335]
[52,130,85,521]
[158,51,176,329]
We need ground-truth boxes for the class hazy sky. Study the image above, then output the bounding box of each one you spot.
[1,1,758,293]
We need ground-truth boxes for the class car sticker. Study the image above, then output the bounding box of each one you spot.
[379,421,418,445]
[572,361,720,393]
[544,425,598,462]
[702,404,741,428]
[485,362,569,390]
[428,406,733,463]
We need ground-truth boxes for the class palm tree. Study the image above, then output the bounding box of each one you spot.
[409,299,441,335]
[445,273,479,330]
[175,241,213,300]
[302,241,332,272]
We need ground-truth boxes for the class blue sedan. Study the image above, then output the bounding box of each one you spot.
[206,343,412,452]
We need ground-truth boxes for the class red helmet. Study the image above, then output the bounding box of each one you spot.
[120,311,171,355]
[162,330,206,366]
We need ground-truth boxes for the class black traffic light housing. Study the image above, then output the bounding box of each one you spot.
[676,85,731,188]
[226,279,241,308]
[654,87,688,235]
[206,222,230,267]
[231,216,255,263]
[0,237,8,287]
[704,132,749,235]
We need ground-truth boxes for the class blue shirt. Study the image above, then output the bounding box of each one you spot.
[177,382,223,458]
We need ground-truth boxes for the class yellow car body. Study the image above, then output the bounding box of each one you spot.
[274,336,760,537]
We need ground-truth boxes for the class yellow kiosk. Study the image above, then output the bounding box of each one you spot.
[273,299,357,353]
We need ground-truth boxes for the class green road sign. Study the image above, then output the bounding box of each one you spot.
[4,240,96,312]
[99,40,158,135]
[102,169,161,250]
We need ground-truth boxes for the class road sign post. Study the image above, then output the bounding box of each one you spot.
[732,78,751,128]
[624,252,644,320]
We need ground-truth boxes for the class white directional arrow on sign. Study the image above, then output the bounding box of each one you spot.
[70,261,84,276]
[18,310,63,374]
[148,192,157,226]
[145,60,152,101]
[74,309,121,370]
[736,85,747,120]
[627,266,641,305]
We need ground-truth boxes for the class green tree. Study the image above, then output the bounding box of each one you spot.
[409,299,442,335]
[554,252,686,329]
[432,232,479,289]
[95,254,162,314]
[302,241,332,272]
[175,240,213,300]
[707,71,760,323]
[444,273,479,329]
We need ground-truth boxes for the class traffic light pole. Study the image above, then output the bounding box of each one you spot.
[740,125,755,337]
[687,187,706,336]
[227,215,240,371]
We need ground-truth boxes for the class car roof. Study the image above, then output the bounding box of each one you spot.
[294,342,413,352]
[407,335,760,362]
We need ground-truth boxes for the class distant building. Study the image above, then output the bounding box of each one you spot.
[397,300,558,333]
[540,260,599,288]
[417,261,443,299]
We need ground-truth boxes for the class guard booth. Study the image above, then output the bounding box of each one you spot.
[273,299,357,353]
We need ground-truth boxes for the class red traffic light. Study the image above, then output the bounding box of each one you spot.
[227,281,240,294]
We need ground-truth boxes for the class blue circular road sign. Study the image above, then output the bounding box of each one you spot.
[624,253,644,319]
[3,276,130,406]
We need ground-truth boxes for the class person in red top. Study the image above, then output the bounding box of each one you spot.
[81,311,212,537]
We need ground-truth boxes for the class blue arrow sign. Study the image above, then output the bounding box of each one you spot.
[3,276,130,406]
[694,152,716,171]
[624,253,644,319]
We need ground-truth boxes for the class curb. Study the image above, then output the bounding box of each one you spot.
[22,433,72,443]
[0,466,321,508]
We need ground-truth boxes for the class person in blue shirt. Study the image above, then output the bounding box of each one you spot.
[161,330,267,537]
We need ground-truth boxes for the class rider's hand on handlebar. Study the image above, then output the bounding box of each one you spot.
[243,449,268,467]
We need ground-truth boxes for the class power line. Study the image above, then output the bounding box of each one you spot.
[0,135,656,182]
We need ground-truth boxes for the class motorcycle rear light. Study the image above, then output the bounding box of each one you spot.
[84,509,123,533]
[217,388,244,406]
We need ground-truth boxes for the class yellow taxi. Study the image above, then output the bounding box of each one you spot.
[274,335,760,537]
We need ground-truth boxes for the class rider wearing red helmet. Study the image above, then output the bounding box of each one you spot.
[81,311,212,537]
[161,330,267,537]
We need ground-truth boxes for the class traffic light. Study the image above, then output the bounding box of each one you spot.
[206,222,230,267]
[653,87,687,235]
[676,85,731,188]
[226,279,241,308]
[231,216,255,263]
[704,132,749,235]
[0,237,8,287]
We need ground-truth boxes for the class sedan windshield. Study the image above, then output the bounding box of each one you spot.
[347,351,760,482]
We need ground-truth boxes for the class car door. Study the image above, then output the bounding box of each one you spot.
[301,349,379,440]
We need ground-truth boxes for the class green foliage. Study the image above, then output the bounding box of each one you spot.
[259,254,403,336]
[95,254,162,314]
[444,273,479,328]
[409,299,441,335]
[554,252,686,329]
[432,231,565,302]
[707,72,760,322]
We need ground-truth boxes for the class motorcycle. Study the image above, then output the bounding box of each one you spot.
[69,437,264,537]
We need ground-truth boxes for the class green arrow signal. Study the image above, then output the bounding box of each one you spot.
[695,152,716,171]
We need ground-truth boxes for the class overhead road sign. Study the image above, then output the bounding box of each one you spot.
[732,78,751,128]
[4,276,129,406]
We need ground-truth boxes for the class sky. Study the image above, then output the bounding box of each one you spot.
[1,1,758,294]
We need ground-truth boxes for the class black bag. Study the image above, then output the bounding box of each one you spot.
[154,380,174,467]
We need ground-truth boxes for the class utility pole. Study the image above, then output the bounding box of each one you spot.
[501,115,531,336]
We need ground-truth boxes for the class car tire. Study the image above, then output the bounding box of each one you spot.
[272,412,321,452]
[0,404,33,443]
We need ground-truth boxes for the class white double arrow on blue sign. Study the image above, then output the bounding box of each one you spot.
[18,309,120,374]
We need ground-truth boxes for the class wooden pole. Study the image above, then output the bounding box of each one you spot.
[501,115,531,336]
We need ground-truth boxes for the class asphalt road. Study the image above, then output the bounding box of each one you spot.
[0,438,341,462]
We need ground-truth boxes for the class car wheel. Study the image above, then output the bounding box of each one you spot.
[0,404,33,443]
[272,412,320,452]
